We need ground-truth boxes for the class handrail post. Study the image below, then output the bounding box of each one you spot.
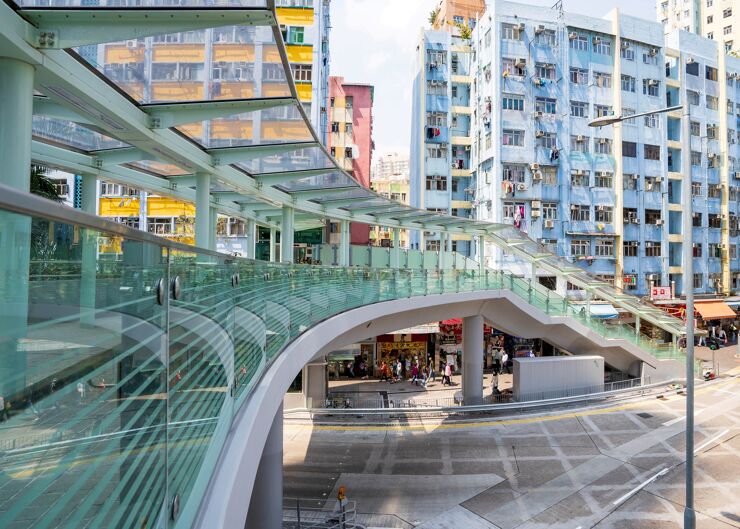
[528,278,533,303]
[546,288,550,313]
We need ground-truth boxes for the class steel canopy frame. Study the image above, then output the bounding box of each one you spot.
[0,0,687,337]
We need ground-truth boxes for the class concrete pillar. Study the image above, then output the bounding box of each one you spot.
[195,172,211,249]
[0,58,34,400]
[269,227,277,262]
[246,218,256,259]
[556,275,568,298]
[80,174,98,326]
[339,219,350,266]
[392,227,401,268]
[209,207,217,251]
[462,315,484,405]
[245,403,283,529]
[281,206,294,263]
[303,362,327,408]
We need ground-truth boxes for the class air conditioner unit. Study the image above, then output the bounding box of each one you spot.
[126,40,137,48]
[621,41,630,50]
[515,23,525,31]
[532,200,542,209]
[568,32,578,40]
[708,153,717,160]
[531,210,541,218]
[465,145,471,151]
[648,274,658,281]
[735,171,740,178]
[535,25,546,35]
[530,163,540,170]
[576,135,586,142]
[515,58,526,68]
[597,205,606,211]
[517,183,528,191]
[649,48,658,56]
[533,170,543,181]
[656,219,665,225]
[687,57,695,64]
[575,169,586,176]
[646,183,654,191]
[544,219,555,228]
[571,204,579,210]
[655,176,664,183]
[534,111,544,119]
[535,130,545,138]
[593,37,602,45]
[599,138,608,144]
[648,79,659,86]
[632,218,641,224]
[631,174,640,180]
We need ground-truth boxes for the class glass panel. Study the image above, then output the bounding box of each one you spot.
[33,115,128,152]
[128,160,191,177]
[0,211,168,529]
[15,1,267,6]
[239,146,334,175]
[275,171,358,192]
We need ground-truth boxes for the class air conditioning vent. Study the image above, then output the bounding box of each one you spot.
[656,219,665,226]
[593,37,602,45]
[532,200,542,209]
[517,183,528,191]
[534,111,544,119]
[687,57,695,64]
[530,163,540,170]
[649,48,658,57]
[535,25,546,35]
[535,130,545,138]
[576,135,586,142]
[533,170,543,181]
[515,22,525,31]
[632,218,640,224]
[620,41,630,50]
[531,209,541,218]
[568,32,578,40]
[544,219,555,228]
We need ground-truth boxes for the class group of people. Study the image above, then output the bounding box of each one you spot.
[379,357,437,387]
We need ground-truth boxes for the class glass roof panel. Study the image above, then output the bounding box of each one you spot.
[238,146,334,175]
[14,1,266,6]
[302,188,381,202]
[75,24,288,104]
[127,160,191,177]
[275,171,359,192]
[178,102,313,149]
[332,198,391,210]
[32,116,127,152]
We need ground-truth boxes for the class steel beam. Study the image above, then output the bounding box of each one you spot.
[20,9,276,49]
[92,147,152,167]
[255,168,334,186]
[287,188,357,201]
[144,97,294,129]
[209,140,319,166]
[33,95,94,125]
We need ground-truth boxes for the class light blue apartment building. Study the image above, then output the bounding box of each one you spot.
[410,28,476,256]
[468,0,740,297]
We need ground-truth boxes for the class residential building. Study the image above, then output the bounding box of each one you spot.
[410,0,486,255]
[471,0,740,296]
[92,0,331,249]
[658,0,739,54]
[371,153,411,248]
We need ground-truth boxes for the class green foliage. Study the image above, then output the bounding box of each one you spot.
[428,7,440,26]
[456,23,472,40]
[30,164,62,202]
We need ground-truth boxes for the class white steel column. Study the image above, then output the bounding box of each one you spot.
[462,315,484,405]
[195,172,211,249]
[0,58,34,401]
[80,174,98,326]
[245,403,283,529]
[269,227,277,262]
[209,207,217,251]
[246,218,256,259]
[281,206,295,263]
[392,227,401,268]
[478,236,485,273]
[339,219,350,266]
[438,232,447,269]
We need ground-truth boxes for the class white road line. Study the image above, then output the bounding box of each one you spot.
[662,407,705,427]
[613,468,670,506]
[694,429,730,454]
[714,388,740,396]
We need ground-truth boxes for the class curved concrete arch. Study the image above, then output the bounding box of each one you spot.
[194,289,683,529]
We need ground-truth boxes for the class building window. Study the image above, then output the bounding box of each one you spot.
[690,121,700,136]
[724,7,732,18]
[593,71,612,88]
[693,273,703,289]
[593,37,611,55]
[645,176,662,192]
[503,129,524,147]
[624,174,637,190]
[708,183,722,198]
[594,104,612,118]
[686,61,700,76]
[622,141,637,157]
[708,243,722,258]
[569,67,588,85]
[426,175,447,191]
[344,147,354,159]
[620,45,635,61]
[292,64,312,81]
[595,239,614,257]
[281,25,305,44]
[708,32,714,39]
[595,205,613,223]
[644,144,661,160]
[687,90,700,106]
[709,214,722,228]
[503,201,526,220]
[594,172,613,188]
[571,204,590,221]
[502,57,526,76]
[535,97,557,114]
[536,29,557,46]
[706,65,719,81]
[502,93,525,111]
[536,132,557,149]
[535,63,556,79]
[542,202,558,220]
[570,34,589,52]
[148,217,174,235]
[644,114,659,128]
[624,207,638,222]
[426,240,441,251]
[643,52,659,65]
[571,239,590,257]
[707,124,718,139]
[622,108,637,126]
[594,138,613,155]
[693,243,703,258]
[427,112,447,127]
[502,23,524,40]
[621,74,636,92]
[571,135,589,153]
[645,241,662,257]
[692,181,703,196]
[426,144,447,158]
[426,80,447,95]
[542,166,558,184]
[642,79,660,96]
[502,164,526,183]
[331,121,340,133]
[706,95,719,110]
[708,15,714,23]
[691,151,702,166]
[571,170,590,186]
[645,209,662,224]
[570,100,588,118]
[624,241,639,257]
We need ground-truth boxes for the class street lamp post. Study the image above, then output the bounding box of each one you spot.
[590,103,695,529]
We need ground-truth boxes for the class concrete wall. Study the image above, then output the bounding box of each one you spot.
[513,355,604,400]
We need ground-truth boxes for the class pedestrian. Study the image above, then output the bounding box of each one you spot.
[444,362,453,386]
[429,364,436,383]
[493,354,501,376]
[411,363,419,385]
[0,394,7,422]
[719,327,728,344]
[77,381,85,403]
[501,352,509,375]
[396,360,403,382]
[421,365,429,387]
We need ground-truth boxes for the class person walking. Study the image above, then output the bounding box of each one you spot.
[396,360,403,382]
[444,362,453,386]
[0,395,7,422]
[411,363,419,385]
[501,352,509,375]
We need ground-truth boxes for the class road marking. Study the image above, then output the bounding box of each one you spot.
[613,468,670,506]
[662,407,705,426]
[694,429,730,454]
[714,388,740,396]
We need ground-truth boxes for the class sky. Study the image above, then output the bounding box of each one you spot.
[329,0,656,157]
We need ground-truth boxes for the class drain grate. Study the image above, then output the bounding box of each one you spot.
[636,412,653,419]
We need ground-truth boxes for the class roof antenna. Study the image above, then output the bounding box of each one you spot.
[552,0,564,20]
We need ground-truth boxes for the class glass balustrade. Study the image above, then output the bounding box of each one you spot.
[0,205,686,529]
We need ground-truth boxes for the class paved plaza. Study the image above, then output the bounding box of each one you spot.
[284,375,740,529]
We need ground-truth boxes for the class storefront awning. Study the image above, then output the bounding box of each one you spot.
[695,301,737,320]
[589,303,619,319]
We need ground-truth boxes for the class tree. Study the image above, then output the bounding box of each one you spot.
[30,164,62,202]
[428,7,440,27]
[456,23,472,41]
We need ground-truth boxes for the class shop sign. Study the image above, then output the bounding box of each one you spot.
[651,285,672,300]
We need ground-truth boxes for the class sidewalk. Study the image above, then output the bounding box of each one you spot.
[328,372,514,405]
